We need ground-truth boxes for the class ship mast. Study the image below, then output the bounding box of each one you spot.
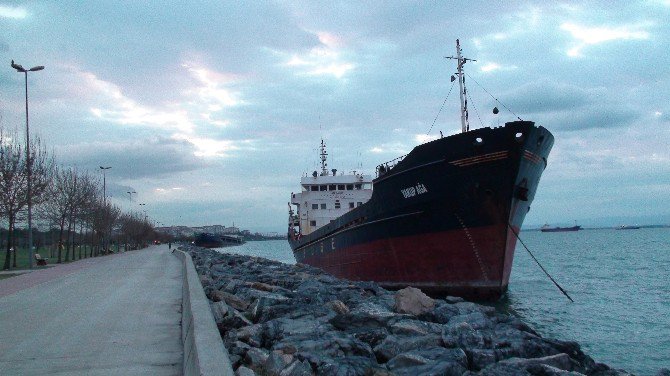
[319,139,329,176]
[448,39,476,133]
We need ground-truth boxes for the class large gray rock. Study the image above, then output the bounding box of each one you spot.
[210,300,230,325]
[386,347,467,370]
[445,296,465,304]
[325,300,350,315]
[394,287,435,316]
[250,295,291,322]
[236,324,263,347]
[235,365,256,376]
[329,306,399,331]
[419,301,459,324]
[211,289,251,311]
[442,321,490,349]
[244,347,269,372]
[389,319,443,336]
[449,311,494,330]
[373,334,442,362]
[475,353,584,375]
[316,356,386,376]
[467,348,497,371]
[264,351,290,376]
[279,360,313,376]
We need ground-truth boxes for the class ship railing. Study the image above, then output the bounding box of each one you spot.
[376,154,407,177]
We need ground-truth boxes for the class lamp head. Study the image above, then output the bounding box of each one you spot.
[11,60,26,72]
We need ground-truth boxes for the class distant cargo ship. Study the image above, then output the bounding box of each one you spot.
[287,40,554,300]
[193,233,244,248]
[540,224,582,232]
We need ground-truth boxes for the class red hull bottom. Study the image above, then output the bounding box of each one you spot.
[299,224,518,300]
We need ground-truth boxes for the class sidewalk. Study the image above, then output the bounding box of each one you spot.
[0,245,183,375]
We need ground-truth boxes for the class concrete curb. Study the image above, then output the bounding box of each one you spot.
[173,249,234,376]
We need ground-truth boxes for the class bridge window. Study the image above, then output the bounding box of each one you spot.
[320,185,327,191]
[312,204,318,210]
[321,203,326,209]
[335,201,341,209]
[310,185,318,191]
[355,184,362,190]
[349,202,355,208]
[357,202,362,207]
[337,184,345,190]
[346,184,353,190]
[310,220,316,226]
[329,184,336,191]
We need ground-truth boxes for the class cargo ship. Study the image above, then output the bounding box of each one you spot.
[616,225,640,230]
[540,224,582,232]
[193,233,244,248]
[287,40,554,300]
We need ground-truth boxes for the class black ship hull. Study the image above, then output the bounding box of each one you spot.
[288,121,553,300]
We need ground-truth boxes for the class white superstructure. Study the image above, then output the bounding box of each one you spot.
[289,140,373,237]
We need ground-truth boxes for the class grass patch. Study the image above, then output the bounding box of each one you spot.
[0,273,21,280]
[2,245,98,271]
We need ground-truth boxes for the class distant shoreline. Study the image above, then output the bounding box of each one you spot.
[524,224,669,231]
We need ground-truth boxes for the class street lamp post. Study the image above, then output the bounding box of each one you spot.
[11,60,44,269]
[99,166,111,253]
[139,203,147,222]
[99,166,111,205]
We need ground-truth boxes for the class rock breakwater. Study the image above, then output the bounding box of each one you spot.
[184,245,642,376]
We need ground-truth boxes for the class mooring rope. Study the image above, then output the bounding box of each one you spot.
[466,72,523,122]
[508,224,574,302]
[427,80,456,135]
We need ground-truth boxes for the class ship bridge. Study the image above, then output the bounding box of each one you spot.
[290,171,372,236]
[289,139,372,237]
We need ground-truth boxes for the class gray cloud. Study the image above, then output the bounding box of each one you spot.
[502,79,592,114]
[541,105,640,131]
[55,136,209,180]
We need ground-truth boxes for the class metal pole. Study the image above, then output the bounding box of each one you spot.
[98,166,111,253]
[102,171,106,205]
[11,61,44,269]
[99,166,111,205]
[24,71,33,269]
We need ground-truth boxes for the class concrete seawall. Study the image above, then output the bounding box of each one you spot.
[174,249,234,376]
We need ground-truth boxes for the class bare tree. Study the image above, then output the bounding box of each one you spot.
[39,166,71,263]
[118,212,157,250]
[0,130,53,270]
[40,167,100,263]
[90,200,121,256]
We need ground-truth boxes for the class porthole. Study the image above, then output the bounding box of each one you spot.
[515,132,524,142]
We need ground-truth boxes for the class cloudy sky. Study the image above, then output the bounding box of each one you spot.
[1,1,669,232]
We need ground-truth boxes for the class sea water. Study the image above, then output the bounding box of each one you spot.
[216,228,670,375]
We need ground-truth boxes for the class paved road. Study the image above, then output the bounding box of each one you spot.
[0,245,183,375]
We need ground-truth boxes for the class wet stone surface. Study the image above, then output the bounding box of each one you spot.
[183,245,641,376]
